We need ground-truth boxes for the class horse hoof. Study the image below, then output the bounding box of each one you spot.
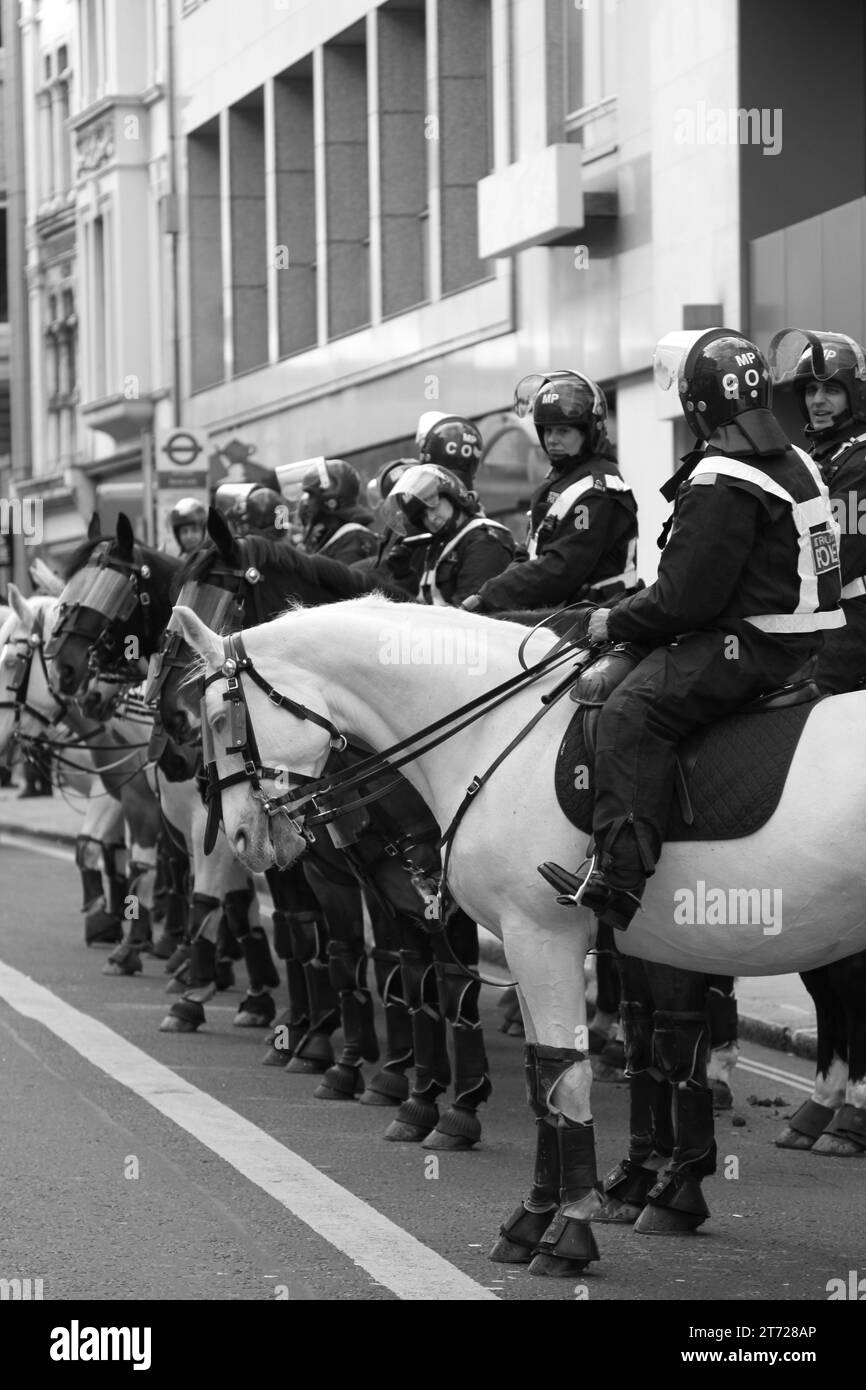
[811,1134,866,1157]
[261,1047,291,1068]
[151,934,185,961]
[102,956,142,977]
[425,1106,481,1149]
[711,1080,734,1111]
[359,1088,402,1107]
[528,1253,590,1278]
[159,1014,199,1033]
[774,1127,816,1150]
[233,993,276,1028]
[591,1197,644,1225]
[422,1129,475,1151]
[489,1235,532,1264]
[633,1204,705,1235]
[285,1055,331,1075]
[383,1120,428,1143]
[163,999,206,1030]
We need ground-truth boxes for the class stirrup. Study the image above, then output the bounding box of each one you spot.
[537,853,597,906]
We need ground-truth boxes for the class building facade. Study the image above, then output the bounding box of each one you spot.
[6,0,866,582]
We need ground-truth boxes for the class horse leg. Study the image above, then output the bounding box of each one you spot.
[150,828,189,961]
[160,893,222,1032]
[812,952,866,1157]
[777,965,846,1149]
[590,922,626,1079]
[706,975,739,1111]
[78,792,125,946]
[594,956,674,1224]
[219,881,280,1028]
[262,863,338,1071]
[359,899,414,1106]
[490,1042,560,1263]
[102,842,156,977]
[294,858,379,1100]
[633,965,716,1235]
[385,930,451,1141]
[425,911,492,1150]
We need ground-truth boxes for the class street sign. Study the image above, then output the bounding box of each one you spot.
[156,426,210,486]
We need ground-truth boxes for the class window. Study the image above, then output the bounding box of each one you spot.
[555,0,618,155]
[0,209,7,323]
[92,215,107,397]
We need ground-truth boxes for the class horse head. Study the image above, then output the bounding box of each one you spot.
[0,587,67,756]
[172,604,328,870]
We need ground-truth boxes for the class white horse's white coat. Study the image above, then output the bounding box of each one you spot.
[175,599,866,1058]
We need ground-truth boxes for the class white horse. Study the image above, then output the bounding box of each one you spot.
[172,597,866,1274]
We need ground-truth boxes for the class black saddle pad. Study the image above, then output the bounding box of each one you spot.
[555,700,820,843]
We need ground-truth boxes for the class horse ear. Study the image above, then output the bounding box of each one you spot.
[7,583,33,624]
[171,605,224,670]
[116,512,135,558]
[87,513,101,540]
[207,505,234,559]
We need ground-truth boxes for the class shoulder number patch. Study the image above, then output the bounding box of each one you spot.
[810,528,840,575]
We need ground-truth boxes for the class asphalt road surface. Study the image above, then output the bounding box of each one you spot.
[0,840,860,1304]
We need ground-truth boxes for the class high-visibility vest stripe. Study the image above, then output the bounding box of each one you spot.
[688,449,843,633]
[419,517,512,606]
[526,472,632,561]
[318,522,373,554]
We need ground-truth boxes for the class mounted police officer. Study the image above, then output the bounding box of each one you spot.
[773,328,866,695]
[540,329,844,933]
[460,370,638,614]
[382,463,514,606]
[298,459,378,564]
[415,413,484,492]
[169,498,207,555]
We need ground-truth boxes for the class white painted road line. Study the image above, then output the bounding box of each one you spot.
[738,1055,812,1095]
[0,958,498,1301]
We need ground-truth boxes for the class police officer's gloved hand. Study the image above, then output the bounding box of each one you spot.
[387,542,416,579]
[461,595,483,612]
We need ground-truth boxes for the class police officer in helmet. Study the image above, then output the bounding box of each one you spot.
[774,328,866,695]
[298,459,378,564]
[461,371,638,613]
[416,413,484,492]
[170,498,207,555]
[539,329,842,933]
[383,463,514,606]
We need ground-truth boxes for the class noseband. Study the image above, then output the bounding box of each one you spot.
[199,631,347,853]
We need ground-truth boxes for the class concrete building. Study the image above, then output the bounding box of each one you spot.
[6,0,866,579]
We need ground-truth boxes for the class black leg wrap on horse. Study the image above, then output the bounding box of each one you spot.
[289,911,340,1054]
[327,940,379,1064]
[652,1011,709,1087]
[434,963,491,1110]
[784,1098,838,1141]
[186,895,221,985]
[820,1102,866,1149]
[621,1000,654,1076]
[531,1120,601,1267]
[627,1070,674,1164]
[535,1044,585,1107]
[706,978,738,1050]
[270,907,293,960]
[241,928,281,992]
[364,948,412,1099]
[400,947,450,1098]
[671,1085,717,1178]
[601,1157,659,1207]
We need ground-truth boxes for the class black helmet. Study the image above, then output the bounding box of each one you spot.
[654,329,771,442]
[514,371,609,455]
[367,458,417,509]
[382,464,476,536]
[415,414,483,488]
[299,459,361,514]
[169,497,207,538]
[244,487,287,535]
[770,329,866,431]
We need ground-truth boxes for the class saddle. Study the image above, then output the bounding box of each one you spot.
[554,645,823,843]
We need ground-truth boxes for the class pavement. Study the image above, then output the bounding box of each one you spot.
[0,780,819,1064]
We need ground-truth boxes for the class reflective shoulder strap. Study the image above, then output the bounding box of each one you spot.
[320,523,371,552]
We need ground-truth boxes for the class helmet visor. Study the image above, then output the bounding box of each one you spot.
[381,466,442,536]
[513,374,549,418]
[768,327,866,385]
[652,330,718,392]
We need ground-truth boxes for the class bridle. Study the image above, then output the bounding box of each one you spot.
[46,540,159,681]
[0,606,70,733]
[199,631,347,853]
